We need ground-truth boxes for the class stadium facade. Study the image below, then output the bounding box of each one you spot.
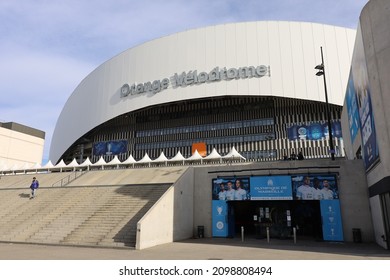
[47,20,388,248]
[50,21,356,165]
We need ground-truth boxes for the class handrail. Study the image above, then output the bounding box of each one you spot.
[52,170,88,187]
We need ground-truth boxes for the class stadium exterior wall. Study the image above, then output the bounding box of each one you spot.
[341,0,390,249]
[50,21,356,163]
[192,159,374,243]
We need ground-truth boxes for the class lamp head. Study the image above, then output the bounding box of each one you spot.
[316,71,324,76]
[315,64,324,70]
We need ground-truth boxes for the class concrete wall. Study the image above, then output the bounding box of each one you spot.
[369,195,387,247]
[346,0,390,248]
[339,159,374,242]
[136,186,175,250]
[339,0,390,248]
[0,126,44,168]
[360,0,390,186]
[136,167,194,250]
[192,159,373,242]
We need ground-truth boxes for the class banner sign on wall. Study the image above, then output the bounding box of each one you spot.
[249,176,292,200]
[211,174,342,239]
[291,174,338,200]
[320,200,344,241]
[93,140,127,156]
[350,24,379,170]
[287,121,342,141]
[212,177,250,201]
[212,200,228,237]
[212,175,338,201]
[345,70,360,144]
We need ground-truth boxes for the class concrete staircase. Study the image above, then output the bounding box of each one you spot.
[0,184,170,247]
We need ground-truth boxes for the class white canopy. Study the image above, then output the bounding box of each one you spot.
[106,155,122,165]
[222,147,246,160]
[79,157,92,167]
[67,158,80,168]
[137,153,152,163]
[122,154,137,164]
[8,163,20,172]
[169,151,186,162]
[153,151,168,163]
[32,162,42,169]
[204,148,222,160]
[93,156,107,166]
[1,146,246,174]
[186,150,203,161]
[19,162,33,171]
[54,159,67,168]
[42,160,54,169]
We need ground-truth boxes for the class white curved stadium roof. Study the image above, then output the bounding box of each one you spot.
[50,21,356,163]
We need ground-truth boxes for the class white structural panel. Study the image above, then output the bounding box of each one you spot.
[50,21,356,163]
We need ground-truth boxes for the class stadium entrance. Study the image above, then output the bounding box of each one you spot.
[227,200,322,240]
[211,174,343,241]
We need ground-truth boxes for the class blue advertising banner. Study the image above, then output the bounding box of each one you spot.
[291,174,338,200]
[212,200,228,237]
[351,24,379,170]
[250,176,292,200]
[211,178,250,201]
[320,200,344,241]
[345,70,360,143]
[93,140,127,156]
[287,121,342,141]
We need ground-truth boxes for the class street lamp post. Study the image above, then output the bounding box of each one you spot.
[315,46,335,160]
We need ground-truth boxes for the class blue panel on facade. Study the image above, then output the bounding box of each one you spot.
[287,121,342,141]
[320,200,344,241]
[250,176,293,200]
[93,140,127,156]
[212,200,228,237]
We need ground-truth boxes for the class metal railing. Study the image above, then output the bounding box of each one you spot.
[52,170,88,187]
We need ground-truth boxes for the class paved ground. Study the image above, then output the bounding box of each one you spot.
[1,237,390,260]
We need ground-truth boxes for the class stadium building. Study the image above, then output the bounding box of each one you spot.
[0,1,387,251]
[50,21,355,165]
[0,17,381,250]
[44,21,377,249]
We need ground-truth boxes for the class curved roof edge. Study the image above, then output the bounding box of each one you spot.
[50,20,356,163]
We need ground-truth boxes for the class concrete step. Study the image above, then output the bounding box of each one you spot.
[0,183,171,247]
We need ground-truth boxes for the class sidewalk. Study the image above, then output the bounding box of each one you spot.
[1,237,390,260]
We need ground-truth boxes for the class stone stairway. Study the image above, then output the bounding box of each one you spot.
[0,184,170,247]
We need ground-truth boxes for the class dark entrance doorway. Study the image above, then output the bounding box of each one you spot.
[228,200,322,240]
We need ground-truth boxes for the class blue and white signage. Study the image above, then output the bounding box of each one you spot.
[93,140,127,156]
[351,24,379,170]
[287,121,342,141]
[250,176,292,200]
[345,71,360,143]
[320,200,344,241]
[212,200,228,237]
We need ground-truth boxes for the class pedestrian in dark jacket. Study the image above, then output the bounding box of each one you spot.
[30,177,39,199]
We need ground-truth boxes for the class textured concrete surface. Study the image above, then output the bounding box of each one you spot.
[1,237,390,260]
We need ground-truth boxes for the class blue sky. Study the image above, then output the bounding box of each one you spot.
[0,0,369,164]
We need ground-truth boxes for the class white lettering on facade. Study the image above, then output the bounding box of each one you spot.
[120,65,270,98]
